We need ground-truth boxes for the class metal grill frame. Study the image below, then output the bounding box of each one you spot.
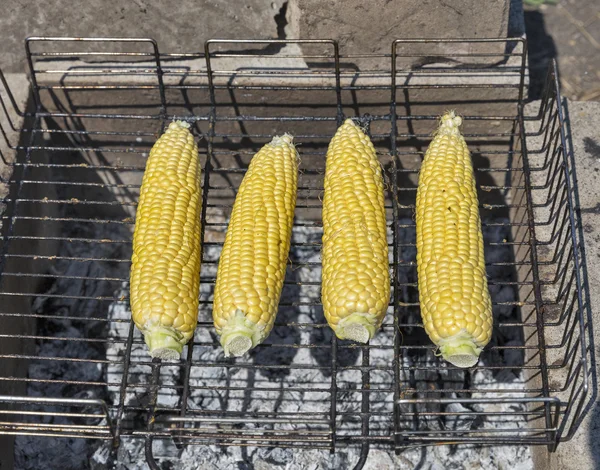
[0,37,593,469]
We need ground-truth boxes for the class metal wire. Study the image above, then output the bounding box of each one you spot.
[0,37,592,469]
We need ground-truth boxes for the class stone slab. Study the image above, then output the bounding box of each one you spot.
[0,0,525,74]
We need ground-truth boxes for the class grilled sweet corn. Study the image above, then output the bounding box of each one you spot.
[213,135,298,357]
[416,111,492,368]
[130,121,202,361]
[321,119,390,343]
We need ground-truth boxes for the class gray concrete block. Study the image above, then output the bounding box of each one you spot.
[0,0,287,73]
[287,0,511,69]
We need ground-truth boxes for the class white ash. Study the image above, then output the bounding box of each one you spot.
[14,210,533,469]
[98,218,531,469]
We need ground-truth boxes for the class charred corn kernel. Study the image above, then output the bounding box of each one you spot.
[416,111,492,368]
[321,119,390,343]
[213,135,298,357]
[130,121,201,361]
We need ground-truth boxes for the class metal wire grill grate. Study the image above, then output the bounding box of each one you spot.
[0,37,592,468]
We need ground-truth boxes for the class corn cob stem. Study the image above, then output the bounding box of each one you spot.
[144,328,184,361]
[219,310,262,357]
[335,312,380,343]
[438,331,483,368]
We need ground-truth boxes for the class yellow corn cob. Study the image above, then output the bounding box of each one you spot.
[212,135,298,357]
[416,111,492,368]
[321,119,390,343]
[130,121,202,361]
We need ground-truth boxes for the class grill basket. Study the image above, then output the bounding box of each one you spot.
[0,37,592,469]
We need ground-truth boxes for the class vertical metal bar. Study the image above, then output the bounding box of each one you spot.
[353,442,370,470]
[355,345,371,469]
[390,40,402,452]
[176,324,195,438]
[332,41,343,126]
[112,320,135,449]
[145,358,163,470]
[24,39,41,109]
[145,435,161,470]
[177,44,216,430]
[517,38,528,107]
[329,334,338,454]
[330,39,342,454]
[149,39,167,123]
[204,42,217,117]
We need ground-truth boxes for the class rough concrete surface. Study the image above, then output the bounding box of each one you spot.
[529,100,600,470]
[0,0,286,73]
[288,0,511,68]
[1,0,524,74]
[288,0,511,45]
